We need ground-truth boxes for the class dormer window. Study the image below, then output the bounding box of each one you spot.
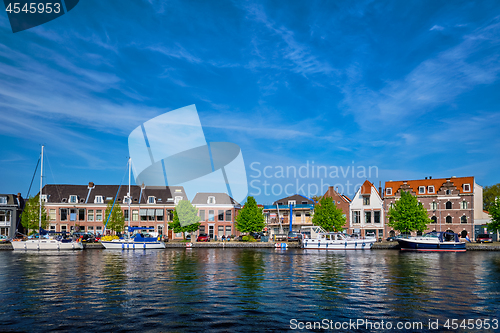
[124,196,131,204]
[386,188,392,196]
[95,196,103,204]
[302,201,308,204]
[428,186,435,194]
[41,195,48,202]
[288,200,296,206]
[148,196,156,204]
[0,196,7,204]
[418,186,425,194]
[208,196,216,204]
[463,184,471,192]
[69,195,78,203]
[175,189,182,193]
[175,196,183,204]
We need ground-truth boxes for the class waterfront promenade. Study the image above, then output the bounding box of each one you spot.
[2,241,500,250]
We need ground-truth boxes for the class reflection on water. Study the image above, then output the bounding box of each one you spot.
[0,249,499,332]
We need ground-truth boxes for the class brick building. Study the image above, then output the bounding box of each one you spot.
[41,183,187,238]
[321,186,351,231]
[0,193,24,238]
[384,176,481,238]
[191,193,241,240]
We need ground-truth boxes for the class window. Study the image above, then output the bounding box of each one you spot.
[69,195,77,203]
[463,184,471,192]
[40,195,47,202]
[208,196,215,204]
[70,209,77,221]
[365,211,372,223]
[124,210,129,221]
[95,196,103,204]
[60,208,67,221]
[199,226,205,233]
[61,225,67,232]
[428,186,435,194]
[225,210,232,222]
[461,201,468,210]
[0,210,11,222]
[225,226,231,235]
[132,210,139,221]
[302,201,308,204]
[0,197,7,204]
[124,196,131,204]
[140,209,147,221]
[431,216,437,224]
[218,210,224,221]
[288,200,296,206]
[49,209,56,221]
[418,186,425,194]
[175,196,182,204]
[88,210,94,222]
[209,210,214,222]
[78,209,85,221]
[156,209,164,221]
[374,211,380,224]
[363,196,370,205]
[353,211,360,224]
[199,210,206,221]
[148,196,156,204]
[386,188,392,196]
[88,226,94,233]
[148,209,155,221]
[430,202,437,210]
[167,210,174,221]
[445,201,452,209]
[96,210,103,221]
[445,189,451,195]
[446,216,452,224]
[461,216,468,224]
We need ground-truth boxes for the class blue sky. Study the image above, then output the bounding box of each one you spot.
[1,0,500,204]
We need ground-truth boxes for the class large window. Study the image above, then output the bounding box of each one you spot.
[446,216,452,224]
[374,211,380,224]
[461,201,468,209]
[430,202,437,210]
[96,210,103,221]
[225,226,231,235]
[199,210,206,221]
[209,210,214,222]
[218,210,224,221]
[49,209,56,221]
[140,209,147,221]
[365,211,371,223]
[225,210,232,222]
[132,210,139,221]
[124,210,129,221]
[88,210,94,222]
[431,216,437,224]
[461,216,468,224]
[78,209,85,221]
[0,197,7,204]
[60,208,67,221]
[0,210,11,222]
[156,209,164,221]
[167,210,174,221]
[445,201,452,209]
[148,209,155,221]
[353,211,360,224]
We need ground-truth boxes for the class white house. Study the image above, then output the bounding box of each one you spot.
[350,180,384,239]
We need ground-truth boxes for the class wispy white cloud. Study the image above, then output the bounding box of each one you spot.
[430,25,445,31]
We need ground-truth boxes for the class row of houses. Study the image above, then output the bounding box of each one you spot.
[0,175,495,241]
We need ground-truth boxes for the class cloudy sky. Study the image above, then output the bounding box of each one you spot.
[1,0,500,204]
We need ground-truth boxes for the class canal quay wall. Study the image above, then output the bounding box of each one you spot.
[2,242,500,250]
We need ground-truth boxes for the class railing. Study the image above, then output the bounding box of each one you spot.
[0,221,11,226]
[263,204,314,210]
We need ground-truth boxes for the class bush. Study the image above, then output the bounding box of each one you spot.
[241,235,256,242]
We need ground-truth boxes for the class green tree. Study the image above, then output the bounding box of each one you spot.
[312,196,346,232]
[487,197,500,234]
[235,196,265,234]
[169,200,201,240]
[387,191,431,234]
[484,183,500,211]
[21,195,48,235]
[104,200,125,234]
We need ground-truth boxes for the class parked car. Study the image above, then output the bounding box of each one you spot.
[197,233,209,242]
[365,232,376,239]
[287,231,300,242]
[476,234,493,243]
[250,232,264,239]
[0,235,11,243]
[386,236,397,242]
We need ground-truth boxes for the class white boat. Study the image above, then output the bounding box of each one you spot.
[101,227,165,250]
[397,231,466,252]
[301,226,376,250]
[12,146,83,251]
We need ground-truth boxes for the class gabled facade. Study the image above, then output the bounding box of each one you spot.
[383,176,478,238]
[41,182,187,237]
[0,193,24,238]
[349,180,384,238]
[321,186,351,230]
[263,194,315,236]
[191,193,241,240]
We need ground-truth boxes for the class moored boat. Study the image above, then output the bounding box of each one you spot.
[301,226,376,250]
[397,231,466,252]
[101,227,165,250]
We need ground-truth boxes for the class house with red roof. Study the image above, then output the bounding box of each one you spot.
[349,180,384,238]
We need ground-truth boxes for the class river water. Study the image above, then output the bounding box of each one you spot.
[0,249,499,332]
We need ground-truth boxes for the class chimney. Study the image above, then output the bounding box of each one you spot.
[17,193,22,207]
[379,181,382,198]
[425,177,428,179]
[429,176,432,179]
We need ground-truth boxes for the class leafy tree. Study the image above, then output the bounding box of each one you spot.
[235,196,265,234]
[487,198,500,234]
[387,191,431,234]
[484,183,500,211]
[312,196,346,232]
[104,200,125,234]
[169,200,200,240]
[21,195,48,235]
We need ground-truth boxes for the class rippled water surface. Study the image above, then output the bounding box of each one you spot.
[1,249,499,332]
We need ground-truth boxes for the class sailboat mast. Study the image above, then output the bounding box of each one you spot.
[39,145,44,233]
[128,157,131,233]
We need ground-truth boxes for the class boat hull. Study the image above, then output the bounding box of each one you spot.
[101,240,166,250]
[302,239,376,250]
[397,239,466,252]
[11,239,83,251]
